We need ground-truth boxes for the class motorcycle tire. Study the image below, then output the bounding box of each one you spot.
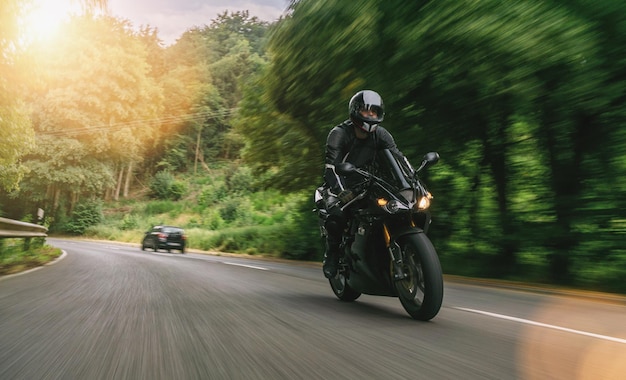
[329,268,361,302]
[394,233,443,321]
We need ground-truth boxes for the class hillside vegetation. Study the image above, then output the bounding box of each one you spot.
[67,163,321,261]
[1,1,625,293]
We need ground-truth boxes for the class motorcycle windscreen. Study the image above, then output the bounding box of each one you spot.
[373,149,415,203]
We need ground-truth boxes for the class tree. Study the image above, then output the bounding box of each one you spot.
[537,0,626,283]
[242,0,622,283]
[0,0,109,194]
[20,14,162,212]
[150,11,271,172]
[156,35,222,172]
[0,0,35,192]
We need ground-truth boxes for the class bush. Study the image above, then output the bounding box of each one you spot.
[169,181,187,200]
[144,200,180,215]
[202,209,225,230]
[197,182,228,207]
[120,214,138,230]
[149,170,174,199]
[226,166,254,194]
[194,225,286,256]
[0,244,62,276]
[64,200,103,235]
[219,201,238,223]
[149,171,187,200]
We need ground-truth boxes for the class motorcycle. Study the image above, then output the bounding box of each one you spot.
[314,149,443,321]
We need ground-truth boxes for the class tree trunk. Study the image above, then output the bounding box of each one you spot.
[69,191,79,215]
[477,95,518,276]
[194,127,201,174]
[104,187,112,201]
[52,187,61,214]
[114,165,123,201]
[44,184,54,214]
[538,90,578,283]
[123,161,133,198]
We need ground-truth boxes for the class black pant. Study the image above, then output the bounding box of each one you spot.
[323,192,346,254]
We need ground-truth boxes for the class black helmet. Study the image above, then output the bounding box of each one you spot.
[349,90,385,133]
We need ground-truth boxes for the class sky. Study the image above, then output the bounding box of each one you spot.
[107,0,290,46]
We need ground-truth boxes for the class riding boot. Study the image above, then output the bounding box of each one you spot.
[322,239,340,279]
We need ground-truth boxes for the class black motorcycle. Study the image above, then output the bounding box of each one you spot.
[315,149,443,321]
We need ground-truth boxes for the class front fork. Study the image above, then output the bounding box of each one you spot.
[384,224,407,281]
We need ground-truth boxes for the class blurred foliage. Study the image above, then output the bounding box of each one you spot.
[238,0,626,288]
[2,0,625,292]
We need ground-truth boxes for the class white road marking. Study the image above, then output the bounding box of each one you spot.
[222,262,268,271]
[455,307,626,345]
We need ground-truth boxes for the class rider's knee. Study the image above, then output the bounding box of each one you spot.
[325,214,346,236]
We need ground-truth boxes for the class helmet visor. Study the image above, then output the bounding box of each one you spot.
[359,90,384,123]
[359,105,383,121]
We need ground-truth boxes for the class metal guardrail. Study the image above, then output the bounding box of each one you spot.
[0,217,48,238]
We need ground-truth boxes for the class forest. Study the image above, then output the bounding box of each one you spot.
[1,0,625,292]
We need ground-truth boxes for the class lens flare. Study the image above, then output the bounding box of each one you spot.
[20,0,81,43]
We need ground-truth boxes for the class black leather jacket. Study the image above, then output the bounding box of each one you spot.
[324,120,403,194]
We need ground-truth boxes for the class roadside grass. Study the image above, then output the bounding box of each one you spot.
[4,170,321,276]
[0,240,62,276]
[82,223,293,258]
[78,188,318,260]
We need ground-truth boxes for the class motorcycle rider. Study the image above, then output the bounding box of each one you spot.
[322,89,404,278]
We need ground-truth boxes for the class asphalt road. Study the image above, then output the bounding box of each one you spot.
[1,238,625,379]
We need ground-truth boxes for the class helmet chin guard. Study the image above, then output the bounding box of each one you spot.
[360,121,379,133]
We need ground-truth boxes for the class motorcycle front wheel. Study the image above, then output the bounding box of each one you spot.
[394,233,443,321]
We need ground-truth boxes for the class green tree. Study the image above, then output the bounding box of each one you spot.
[0,0,35,191]
[18,136,113,215]
[151,11,271,173]
[1,1,111,194]
[536,0,626,283]
[243,0,623,283]
[157,39,222,172]
[20,14,161,215]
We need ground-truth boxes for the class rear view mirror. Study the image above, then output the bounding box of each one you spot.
[422,152,440,168]
[424,152,439,166]
[416,152,440,172]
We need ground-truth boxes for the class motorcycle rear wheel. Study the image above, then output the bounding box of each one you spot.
[329,267,361,301]
[394,233,443,321]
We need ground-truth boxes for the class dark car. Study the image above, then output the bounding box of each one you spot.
[141,225,187,253]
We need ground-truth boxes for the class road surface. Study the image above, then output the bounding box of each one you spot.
[1,238,625,379]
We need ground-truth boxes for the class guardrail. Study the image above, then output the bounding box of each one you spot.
[0,217,48,238]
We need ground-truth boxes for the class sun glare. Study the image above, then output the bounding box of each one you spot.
[21,0,82,43]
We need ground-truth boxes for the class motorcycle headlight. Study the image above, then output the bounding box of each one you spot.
[417,192,433,210]
[377,198,401,214]
[385,200,400,214]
